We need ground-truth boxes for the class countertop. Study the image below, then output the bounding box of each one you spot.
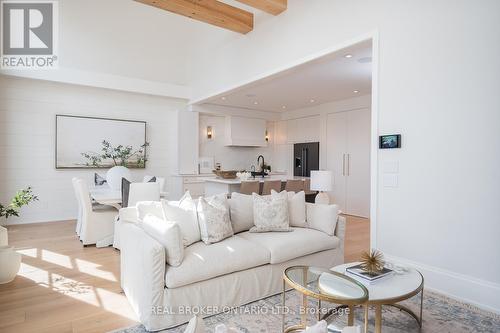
[205,175,309,185]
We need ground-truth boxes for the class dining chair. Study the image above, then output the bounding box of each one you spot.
[143,175,165,192]
[75,179,117,246]
[285,179,304,192]
[239,181,260,195]
[128,182,161,207]
[72,177,83,236]
[262,180,282,195]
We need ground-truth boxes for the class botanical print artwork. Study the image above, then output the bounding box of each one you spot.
[56,115,147,169]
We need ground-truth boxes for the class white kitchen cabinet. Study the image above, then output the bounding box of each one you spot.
[327,109,370,217]
[286,115,320,143]
[224,116,267,147]
[171,174,216,200]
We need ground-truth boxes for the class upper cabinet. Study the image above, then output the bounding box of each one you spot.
[286,115,320,144]
[225,116,267,147]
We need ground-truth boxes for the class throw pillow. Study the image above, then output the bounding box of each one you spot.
[306,203,339,236]
[304,320,328,333]
[162,191,201,246]
[141,214,184,266]
[183,315,206,333]
[94,173,107,186]
[228,192,254,233]
[250,191,291,232]
[271,190,306,227]
[136,201,165,222]
[197,194,233,244]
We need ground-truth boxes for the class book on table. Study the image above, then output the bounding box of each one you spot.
[345,264,393,283]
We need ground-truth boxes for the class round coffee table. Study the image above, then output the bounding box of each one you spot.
[282,266,369,333]
[332,263,424,333]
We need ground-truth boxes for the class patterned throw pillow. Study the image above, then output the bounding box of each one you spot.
[250,191,292,232]
[197,194,234,244]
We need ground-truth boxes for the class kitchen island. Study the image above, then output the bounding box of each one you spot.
[204,175,309,196]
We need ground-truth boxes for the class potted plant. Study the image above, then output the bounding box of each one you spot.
[0,187,38,284]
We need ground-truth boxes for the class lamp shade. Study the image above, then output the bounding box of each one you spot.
[310,170,332,192]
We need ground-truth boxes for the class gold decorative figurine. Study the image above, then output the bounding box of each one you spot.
[360,249,385,275]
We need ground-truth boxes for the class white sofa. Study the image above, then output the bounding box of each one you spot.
[119,199,346,331]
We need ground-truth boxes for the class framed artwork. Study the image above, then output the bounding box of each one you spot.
[55,115,147,169]
[379,134,401,149]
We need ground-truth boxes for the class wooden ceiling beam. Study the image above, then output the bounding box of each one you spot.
[135,0,253,34]
[235,0,287,15]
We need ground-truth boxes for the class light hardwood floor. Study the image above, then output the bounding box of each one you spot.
[0,216,369,333]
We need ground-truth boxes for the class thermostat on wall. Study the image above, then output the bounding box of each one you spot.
[379,134,401,149]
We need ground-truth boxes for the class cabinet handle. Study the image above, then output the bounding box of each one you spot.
[342,154,345,176]
[347,154,350,176]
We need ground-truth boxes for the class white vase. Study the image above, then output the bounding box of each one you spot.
[0,226,7,247]
[106,166,131,191]
[0,246,21,284]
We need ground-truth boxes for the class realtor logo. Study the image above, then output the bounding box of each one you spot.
[1,0,58,69]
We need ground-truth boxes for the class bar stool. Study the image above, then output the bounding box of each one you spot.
[262,180,282,195]
[303,178,317,203]
[239,181,260,195]
[285,179,304,192]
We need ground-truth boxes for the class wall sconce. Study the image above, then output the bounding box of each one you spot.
[207,126,213,139]
[265,129,269,142]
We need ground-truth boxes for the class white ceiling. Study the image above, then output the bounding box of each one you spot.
[200,40,372,112]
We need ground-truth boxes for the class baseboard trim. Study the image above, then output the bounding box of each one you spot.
[385,254,500,314]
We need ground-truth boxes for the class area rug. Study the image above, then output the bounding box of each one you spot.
[116,290,500,333]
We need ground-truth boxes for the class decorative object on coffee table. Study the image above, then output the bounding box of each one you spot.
[333,262,424,333]
[359,249,385,275]
[282,266,369,333]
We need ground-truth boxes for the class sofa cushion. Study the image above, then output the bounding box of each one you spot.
[306,203,339,236]
[162,192,201,246]
[228,192,254,233]
[165,235,271,288]
[238,227,339,264]
[141,214,184,267]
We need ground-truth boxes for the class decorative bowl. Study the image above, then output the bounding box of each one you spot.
[212,170,239,179]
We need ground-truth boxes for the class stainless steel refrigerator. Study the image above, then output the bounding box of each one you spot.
[294,142,319,177]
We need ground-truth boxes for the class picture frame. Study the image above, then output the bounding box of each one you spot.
[55,115,147,169]
[379,134,401,149]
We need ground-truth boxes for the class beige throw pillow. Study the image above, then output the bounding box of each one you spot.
[197,194,234,244]
[140,214,184,266]
[250,192,292,232]
[271,190,306,227]
[162,191,201,246]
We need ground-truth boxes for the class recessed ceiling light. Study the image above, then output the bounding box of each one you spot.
[344,54,353,58]
[282,105,287,109]
[254,101,259,105]
[353,90,359,93]
[310,99,315,103]
[221,96,226,100]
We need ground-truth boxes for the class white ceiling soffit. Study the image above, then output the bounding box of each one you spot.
[200,39,372,112]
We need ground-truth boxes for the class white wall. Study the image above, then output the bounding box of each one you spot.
[199,114,276,171]
[0,76,186,225]
[190,0,500,312]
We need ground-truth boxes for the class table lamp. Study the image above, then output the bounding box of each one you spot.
[310,170,332,204]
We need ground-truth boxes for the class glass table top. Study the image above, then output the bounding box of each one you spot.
[284,266,369,303]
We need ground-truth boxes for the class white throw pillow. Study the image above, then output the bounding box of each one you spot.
[162,191,201,246]
[228,192,254,233]
[136,201,165,222]
[183,316,206,333]
[250,192,291,232]
[197,194,234,244]
[271,190,306,227]
[304,320,328,333]
[306,203,339,236]
[140,214,184,266]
